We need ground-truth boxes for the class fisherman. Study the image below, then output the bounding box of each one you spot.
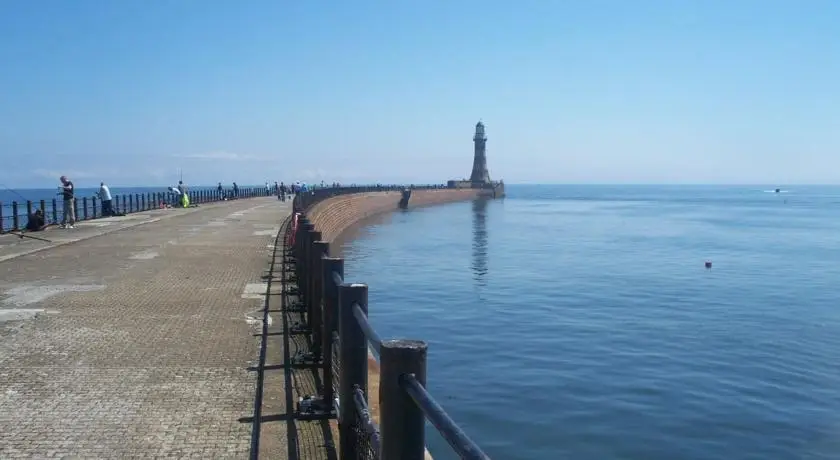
[168,186,182,207]
[25,209,46,232]
[177,180,188,207]
[98,181,114,216]
[232,182,239,198]
[279,181,287,202]
[59,175,75,229]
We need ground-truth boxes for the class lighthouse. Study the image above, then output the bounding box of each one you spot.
[469,121,491,184]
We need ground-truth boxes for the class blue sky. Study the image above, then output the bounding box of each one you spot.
[1,0,838,188]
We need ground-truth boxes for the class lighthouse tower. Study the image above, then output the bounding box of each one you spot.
[470,120,491,184]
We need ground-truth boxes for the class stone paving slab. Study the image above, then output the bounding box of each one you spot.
[0,197,290,459]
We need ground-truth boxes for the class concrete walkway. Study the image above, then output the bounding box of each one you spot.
[0,197,289,458]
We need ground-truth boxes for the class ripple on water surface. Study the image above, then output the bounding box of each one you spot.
[340,186,840,460]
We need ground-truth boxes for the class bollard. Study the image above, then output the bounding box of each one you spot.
[321,257,344,407]
[338,283,369,460]
[380,339,428,460]
[311,240,328,358]
[12,202,19,231]
[51,199,57,223]
[83,197,88,220]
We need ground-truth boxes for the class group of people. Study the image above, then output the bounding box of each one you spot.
[25,176,115,232]
[23,177,313,234]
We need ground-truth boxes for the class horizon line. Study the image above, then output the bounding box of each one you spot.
[2,182,839,191]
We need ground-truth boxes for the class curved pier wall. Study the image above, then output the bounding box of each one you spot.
[306,188,481,243]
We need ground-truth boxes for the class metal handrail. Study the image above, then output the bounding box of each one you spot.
[353,302,382,354]
[400,373,491,460]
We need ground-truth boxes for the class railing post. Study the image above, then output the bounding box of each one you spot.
[51,199,57,224]
[12,202,19,231]
[39,199,46,217]
[307,230,322,338]
[297,220,313,289]
[115,195,121,214]
[83,197,88,220]
[0,202,4,232]
[380,339,428,460]
[321,257,344,408]
[26,200,33,220]
[92,197,98,218]
[338,283,369,460]
[311,240,328,358]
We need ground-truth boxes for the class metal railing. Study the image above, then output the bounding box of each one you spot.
[291,183,448,214]
[0,186,269,233]
[289,187,490,460]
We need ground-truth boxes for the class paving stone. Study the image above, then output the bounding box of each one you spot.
[0,198,291,459]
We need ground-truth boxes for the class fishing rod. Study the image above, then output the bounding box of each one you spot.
[12,231,53,243]
[0,183,35,203]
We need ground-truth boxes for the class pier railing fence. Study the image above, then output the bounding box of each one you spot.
[289,186,489,460]
[0,186,269,233]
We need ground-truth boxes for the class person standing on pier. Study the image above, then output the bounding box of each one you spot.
[59,175,75,229]
[98,182,113,216]
[177,180,189,207]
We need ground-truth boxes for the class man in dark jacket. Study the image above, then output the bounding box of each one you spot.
[26,209,46,232]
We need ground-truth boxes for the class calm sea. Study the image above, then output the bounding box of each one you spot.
[340,185,840,460]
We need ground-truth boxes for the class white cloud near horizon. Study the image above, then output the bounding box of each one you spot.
[32,169,99,180]
[176,151,268,161]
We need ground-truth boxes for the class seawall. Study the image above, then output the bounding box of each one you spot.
[307,188,483,243]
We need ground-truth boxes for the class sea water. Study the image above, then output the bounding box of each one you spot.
[340,185,840,460]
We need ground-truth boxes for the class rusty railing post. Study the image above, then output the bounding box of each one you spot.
[380,339,428,460]
[338,283,369,460]
[321,256,344,408]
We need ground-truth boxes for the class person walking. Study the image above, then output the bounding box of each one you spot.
[59,175,76,228]
[98,182,113,216]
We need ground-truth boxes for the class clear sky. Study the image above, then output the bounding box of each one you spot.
[1,0,839,188]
